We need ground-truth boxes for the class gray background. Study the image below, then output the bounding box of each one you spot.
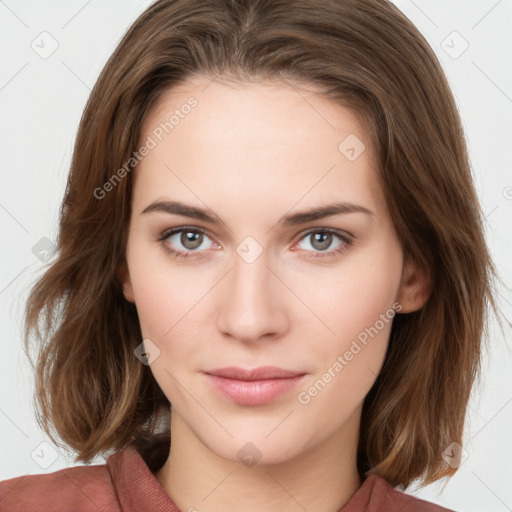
[0,1,511,510]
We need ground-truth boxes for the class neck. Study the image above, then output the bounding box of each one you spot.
[155,408,363,512]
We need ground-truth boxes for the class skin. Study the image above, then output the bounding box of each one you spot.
[120,76,430,512]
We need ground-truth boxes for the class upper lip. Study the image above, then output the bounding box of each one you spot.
[205,366,305,380]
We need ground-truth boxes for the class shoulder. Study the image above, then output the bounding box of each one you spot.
[0,463,120,512]
[362,474,454,512]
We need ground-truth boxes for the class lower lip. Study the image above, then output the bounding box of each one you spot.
[205,374,306,406]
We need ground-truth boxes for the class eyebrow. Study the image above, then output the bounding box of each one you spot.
[141,200,374,226]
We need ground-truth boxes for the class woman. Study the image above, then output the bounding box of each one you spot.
[0,0,499,510]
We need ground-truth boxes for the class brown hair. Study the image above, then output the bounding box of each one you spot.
[23,0,500,489]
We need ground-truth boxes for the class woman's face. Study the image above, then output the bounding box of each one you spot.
[121,77,424,465]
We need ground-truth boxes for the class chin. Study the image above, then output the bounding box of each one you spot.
[199,427,312,468]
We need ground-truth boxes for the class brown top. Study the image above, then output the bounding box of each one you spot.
[0,443,453,511]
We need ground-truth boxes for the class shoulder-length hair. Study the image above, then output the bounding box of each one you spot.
[23,0,499,489]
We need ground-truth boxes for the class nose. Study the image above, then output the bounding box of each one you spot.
[216,249,289,343]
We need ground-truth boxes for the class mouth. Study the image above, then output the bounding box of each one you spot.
[204,366,307,406]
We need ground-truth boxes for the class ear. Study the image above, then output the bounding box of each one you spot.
[395,257,431,313]
[117,259,135,303]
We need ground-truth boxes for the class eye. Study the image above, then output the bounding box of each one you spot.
[158,227,218,259]
[158,227,352,260]
[294,229,352,258]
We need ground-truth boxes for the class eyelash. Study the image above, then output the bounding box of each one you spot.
[157,226,353,261]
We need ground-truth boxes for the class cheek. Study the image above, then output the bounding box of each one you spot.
[126,235,206,338]
[292,245,403,407]
[295,276,397,418]
[131,274,201,342]
[294,247,402,348]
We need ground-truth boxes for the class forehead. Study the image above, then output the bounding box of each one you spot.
[133,77,385,221]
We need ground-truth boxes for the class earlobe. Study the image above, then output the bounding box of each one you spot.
[396,257,431,313]
[117,260,135,303]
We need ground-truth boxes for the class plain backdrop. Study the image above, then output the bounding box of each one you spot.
[0,1,511,511]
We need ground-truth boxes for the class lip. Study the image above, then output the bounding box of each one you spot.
[204,366,306,406]
[206,366,304,380]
